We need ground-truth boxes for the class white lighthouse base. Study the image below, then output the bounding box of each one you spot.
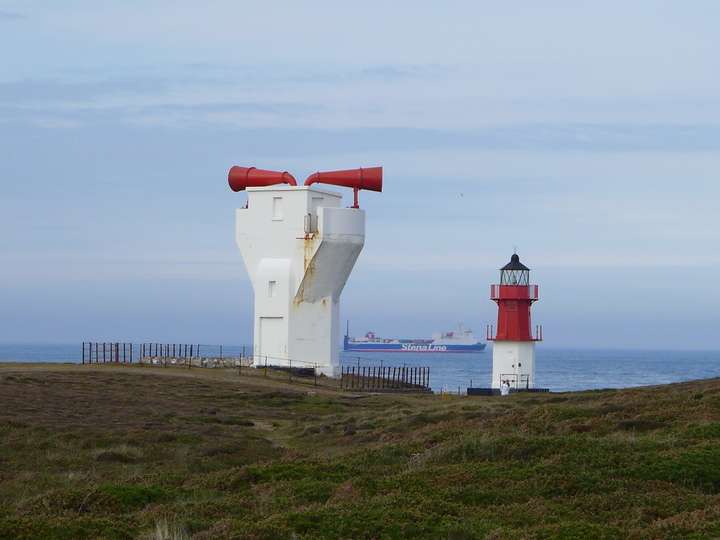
[491,341,536,389]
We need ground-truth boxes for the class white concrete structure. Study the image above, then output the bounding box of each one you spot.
[491,341,536,389]
[235,185,365,376]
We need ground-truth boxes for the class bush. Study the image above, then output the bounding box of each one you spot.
[99,484,171,510]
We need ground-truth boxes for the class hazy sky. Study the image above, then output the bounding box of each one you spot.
[2,1,719,349]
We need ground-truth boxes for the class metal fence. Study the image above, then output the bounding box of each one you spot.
[82,342,134,364]
[340,365,430,392]
[140,343,203,359]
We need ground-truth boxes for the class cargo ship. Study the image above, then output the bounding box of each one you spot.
[343,324,486,353]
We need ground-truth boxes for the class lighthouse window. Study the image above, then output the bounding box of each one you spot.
[501,269,529,286]
[272,197,283,220]
[268,280,277,297]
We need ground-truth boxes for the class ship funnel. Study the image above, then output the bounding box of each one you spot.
[228,166,297,192]
[304,167,382,208]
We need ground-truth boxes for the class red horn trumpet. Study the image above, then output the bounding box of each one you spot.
[304,167,382,208]
[228,166,297,192]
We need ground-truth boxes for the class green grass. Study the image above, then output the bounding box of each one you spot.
[1,364,720,538]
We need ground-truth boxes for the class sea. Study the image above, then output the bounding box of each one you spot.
[1,344,719,393]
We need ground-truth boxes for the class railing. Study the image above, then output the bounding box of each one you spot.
[499,373,530,389]
[490,284,539,300]
[485,324,543,341]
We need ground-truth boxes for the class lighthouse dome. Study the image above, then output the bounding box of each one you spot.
[501,253,530,271]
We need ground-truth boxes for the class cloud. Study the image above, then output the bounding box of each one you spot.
[0,63,447,103]
[3,101,720,155]
[0,10,25,20]
[143,101,324,115]
[0,78,172,102]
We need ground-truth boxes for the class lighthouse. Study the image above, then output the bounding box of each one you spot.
[229,165,381,376]
[487,253,543,391]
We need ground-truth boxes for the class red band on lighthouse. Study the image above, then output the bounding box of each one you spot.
[488,254,542,342]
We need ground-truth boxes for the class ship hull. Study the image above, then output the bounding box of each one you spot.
[343,341,486,353]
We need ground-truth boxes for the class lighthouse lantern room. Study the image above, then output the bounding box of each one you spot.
[487,253,543,391]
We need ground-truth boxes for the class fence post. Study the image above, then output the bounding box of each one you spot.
[289,358,292,382]
[314,363,317,386]
[265,355,268,377]
[81,342,85,365]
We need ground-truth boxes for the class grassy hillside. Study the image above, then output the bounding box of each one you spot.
[1,363,720,539]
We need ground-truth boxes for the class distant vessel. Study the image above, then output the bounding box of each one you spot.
[344,323,486,353]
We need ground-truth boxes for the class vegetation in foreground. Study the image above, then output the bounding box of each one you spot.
[1,363,720,539]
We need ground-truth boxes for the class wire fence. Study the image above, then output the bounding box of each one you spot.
[81,341,441,392]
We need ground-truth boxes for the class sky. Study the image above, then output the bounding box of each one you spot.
[1,1,719,349]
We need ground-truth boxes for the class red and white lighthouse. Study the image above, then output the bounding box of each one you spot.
[487,253,542,390]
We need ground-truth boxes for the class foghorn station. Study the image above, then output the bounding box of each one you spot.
[229,166,382,377]
[229,166,548,393]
